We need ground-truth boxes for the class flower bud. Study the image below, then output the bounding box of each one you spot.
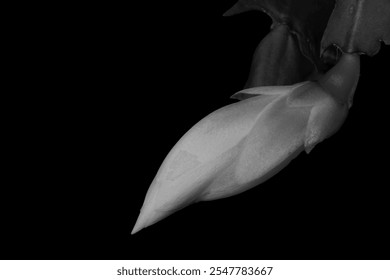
[131,53,360,234]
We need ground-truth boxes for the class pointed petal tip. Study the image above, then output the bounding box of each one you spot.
[222,9,239,17]
[230,87,265,100]
[131,216,145,235]
[131,207,150,235]
[304,144,314,154]
[222,6,238,17]
[131,204,174,235]
[304,134,317,154]
[131,226,142,235]
[223,2,254,17]
[222,11,231,17]
[229,93,244,100]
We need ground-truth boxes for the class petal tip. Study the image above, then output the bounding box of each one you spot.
[130,227,142,235]
[131,213,146,235]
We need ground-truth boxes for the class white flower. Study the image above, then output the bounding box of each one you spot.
[131,53,360,234]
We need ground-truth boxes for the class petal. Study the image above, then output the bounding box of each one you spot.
[132,83,316,234]
[203,93,311,200]
[231,81,309,100]
[132,92,285,234]
[304,97,347,153]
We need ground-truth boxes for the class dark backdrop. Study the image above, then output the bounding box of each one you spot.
[3,0,389,260]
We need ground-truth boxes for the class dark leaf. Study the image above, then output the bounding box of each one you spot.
[321,0,390,56]
[224,0,335,72]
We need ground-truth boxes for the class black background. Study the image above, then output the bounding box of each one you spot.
[3,0,389,259]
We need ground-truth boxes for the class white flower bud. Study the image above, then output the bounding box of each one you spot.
[132,53,360,234]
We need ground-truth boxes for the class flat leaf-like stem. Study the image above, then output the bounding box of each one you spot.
[321,0,390,56]
[224,0,335,71]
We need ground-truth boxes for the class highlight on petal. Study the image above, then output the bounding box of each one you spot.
[132,53,360,234]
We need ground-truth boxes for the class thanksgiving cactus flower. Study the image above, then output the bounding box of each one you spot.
[131,53,360,234]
